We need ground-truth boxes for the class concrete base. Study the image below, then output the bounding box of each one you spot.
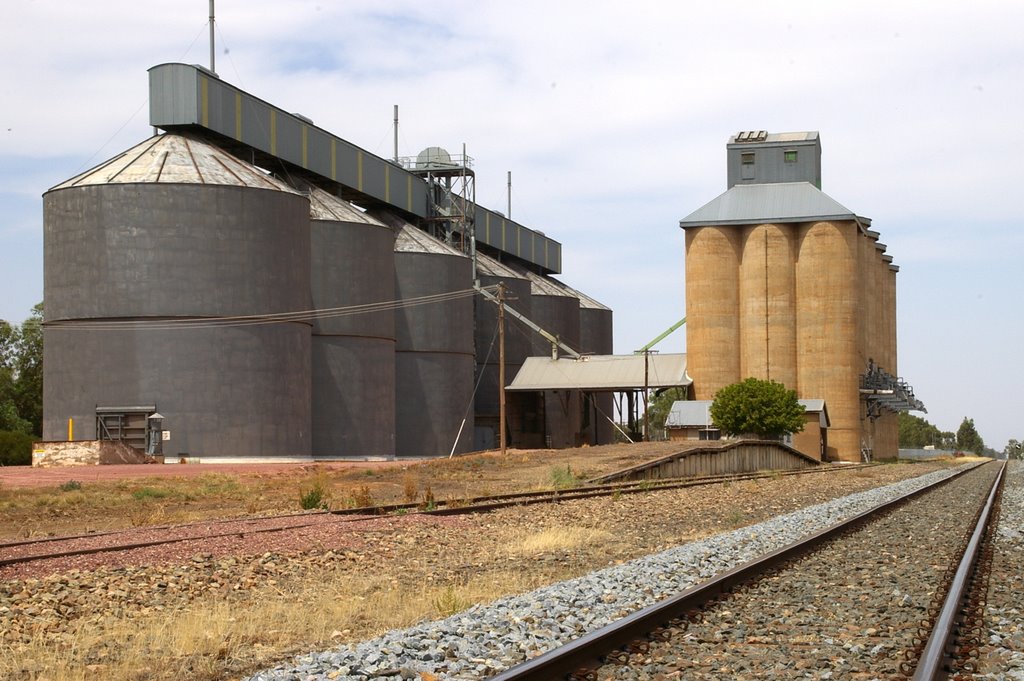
[32,440,160,467]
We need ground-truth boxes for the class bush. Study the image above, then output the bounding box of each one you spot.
[0,430,34,466]
[59,480,83,492]
[710,378,805,439]
[299,481,329,510]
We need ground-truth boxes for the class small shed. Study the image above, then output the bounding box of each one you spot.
[665,399,830,461]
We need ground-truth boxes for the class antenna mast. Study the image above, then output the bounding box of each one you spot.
[209,1,216,74]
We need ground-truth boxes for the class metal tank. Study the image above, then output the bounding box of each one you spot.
[560,282,615,446]
[685,226,741,400]
[512,267,582,449]
[43,133,311,458]
[377,212,475,457]
[473,252,532,450]
[738,223,797,390]
[795,220,861,462]
[305,185,396,458]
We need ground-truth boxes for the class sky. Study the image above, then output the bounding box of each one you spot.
[1,1,1021,449]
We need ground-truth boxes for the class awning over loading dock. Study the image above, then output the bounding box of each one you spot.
[507,353,691,392]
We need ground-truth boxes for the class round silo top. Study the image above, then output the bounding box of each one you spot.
[305,185,387,226]
[48,133,301,195]
[393,223,467,257]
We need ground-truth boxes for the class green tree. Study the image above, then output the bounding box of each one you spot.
[13,303,43,435]
[709,378,805,439]
[955,417,985,454]
[898,412,945,448]
[645,387,688,432]
[0,304,43,436]
[1004,439,1022,461]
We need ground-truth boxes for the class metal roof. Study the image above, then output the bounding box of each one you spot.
[476,251,526,279]
[305,184,386,226]
[507,353,690,392]
[666,399,830,428]
[678,182,870,228]
[50,133,299,193]
[729,131,819,145]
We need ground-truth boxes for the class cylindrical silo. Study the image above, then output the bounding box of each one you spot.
[565,284,614,445]
[685,226,741,400]
[473,252,532,450]
[738,223,797,390]
[306,186,396,458]
[519,270,581,448]
[43,133,311,458]
[795,220,860,462]
[382,214,475,457]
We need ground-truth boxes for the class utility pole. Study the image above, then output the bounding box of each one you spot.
[498,283,507,456]
[643,349,650,442]
[209,1,216,74]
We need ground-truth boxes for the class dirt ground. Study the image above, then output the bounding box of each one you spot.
[0,441,688,539]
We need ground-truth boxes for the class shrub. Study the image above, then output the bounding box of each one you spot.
[350,485,373,508]
[0,430,33,466]
[299,482,329,510]
[59,480,82,492]
[710,377,805,439]
[549,465,581,489]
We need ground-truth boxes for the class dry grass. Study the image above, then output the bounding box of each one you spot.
[511,525,615,556]
[0,564,548,681]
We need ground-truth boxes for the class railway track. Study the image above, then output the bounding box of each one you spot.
[489,460,1004,681]
[0,463,875,571]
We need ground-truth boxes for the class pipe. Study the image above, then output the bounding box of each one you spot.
[209,0,216,74]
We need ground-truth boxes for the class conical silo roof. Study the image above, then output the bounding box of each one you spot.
[304,184,387,226]
[369,209,466,257]
[50,133,300,193]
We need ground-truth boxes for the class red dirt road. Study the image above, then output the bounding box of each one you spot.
[0,460,411,489]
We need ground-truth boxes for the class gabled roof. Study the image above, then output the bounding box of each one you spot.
[507,354,690,392]
[666,399,829,428]
[679,181,870,228]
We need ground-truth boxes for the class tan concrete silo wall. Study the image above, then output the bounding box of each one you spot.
[686,227,741,400]
[738,223,798,390]
[795,221,861,461]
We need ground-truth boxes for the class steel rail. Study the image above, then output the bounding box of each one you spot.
[488,461,990,681]
[911,459,1006,680]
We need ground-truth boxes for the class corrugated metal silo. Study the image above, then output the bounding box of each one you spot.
[306,186,396,458]
[514,268,582,448]
[738,223,797,390]
[795,220,860,461]
[685,226,741,400]
[378,213,475,457]
[473,252,532,450]
[43,133,311,458]
[561,283,615,445]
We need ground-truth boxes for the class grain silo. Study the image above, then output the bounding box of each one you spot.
[738,223,798,390]
[378,212,475,457]
[795,220,861,460]
[558,282,615,445]
[684,226,741,400]
[512,268,582,448]
[43,133,312,459]
[473,252,532,450]
[305,185,396,458]
[680,131,924,462]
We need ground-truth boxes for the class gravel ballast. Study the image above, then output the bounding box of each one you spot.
[247,463,981,681]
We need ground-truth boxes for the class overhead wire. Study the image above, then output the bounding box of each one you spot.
[46,286,496,331]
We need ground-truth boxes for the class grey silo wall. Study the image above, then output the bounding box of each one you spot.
[394,250,474,457]
[527,292,582,448]
[310,218,396,457]
[44,184,310,321]
[42,183,312,457]
[579,306,615,445]
[473,274,532,448]
[43,325,311,457]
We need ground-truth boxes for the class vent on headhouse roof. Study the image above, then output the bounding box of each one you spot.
[734,130,768,143]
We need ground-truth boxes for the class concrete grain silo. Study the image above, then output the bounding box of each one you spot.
[43,133,311,458]
[306,186,396,458]
[381,213,475,457]
[681,131,924,462]
[738,223,798,390]
[684,226,741,400]
[795,220,861,461]
[473,252,532,450]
